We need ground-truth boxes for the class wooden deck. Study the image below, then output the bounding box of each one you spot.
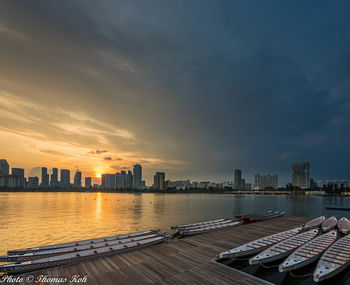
[18,216,309,285]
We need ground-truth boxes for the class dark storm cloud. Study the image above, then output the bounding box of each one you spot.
[1,0,350,183]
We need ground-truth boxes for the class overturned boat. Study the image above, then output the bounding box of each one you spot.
[249,229,319,265]
[7,229,160,256]
[322,216,337,232]
[180,220,242,236]
[279,230,337,272]
[304,216,326,230]
[170,218,228,230]
[219,227,302,259]
[337,217,350,235]
[0,232,163,262]
[0,235,167,274]
[314,234,350,282]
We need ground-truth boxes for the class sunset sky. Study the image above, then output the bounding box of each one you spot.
[1,1,350,184]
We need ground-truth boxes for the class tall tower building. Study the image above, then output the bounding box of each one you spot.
[126,170,133,189]
[153,172,165,189]
[74,170,82,187]
[41,167,49,187]
[60,169,71,188]
[50,168,58,187]
[254,174,261,189]
[0,159,10,176]
[234,169,242,190]
[85,177,92,188]
[292,162,310,189]
[133,164,142,189]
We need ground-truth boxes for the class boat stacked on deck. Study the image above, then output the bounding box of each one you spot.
[172,218,243,236]
[218,216,350,282]
[171,210,286,236]
[0,230,167,274]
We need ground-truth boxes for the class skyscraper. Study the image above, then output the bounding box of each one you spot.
[234,169,242,190]
[0,159,9,176]
[50,168,58,187]
[12,168,24,177]
[254,174,261,190]
[126,170,133,189]
[85,177,92,188]
[41,167,49,187]
[153,172,165,189]
[292,162,310,189]
[101,174,116,189]
[60,169,70,188]
[116,171,126,189]
[74,170,82,187]
[255,173,279,189]
[133,164,142,189]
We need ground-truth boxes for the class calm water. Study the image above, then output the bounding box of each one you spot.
[1,192,350,256]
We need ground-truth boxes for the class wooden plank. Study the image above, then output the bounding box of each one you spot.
[14,216,308,285]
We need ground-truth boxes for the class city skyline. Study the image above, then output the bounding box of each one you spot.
[1,157,349,190]
[1,2,350,184]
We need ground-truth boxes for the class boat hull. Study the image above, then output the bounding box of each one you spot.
[0,237,167,274]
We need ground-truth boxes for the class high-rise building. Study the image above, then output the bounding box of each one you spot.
[28,177,39,188]
[254,173,278,189]
[316,180,323,188]
[240,178,245,190]
[234,169,242,190]
[101,174,116,189]
[12,168,24,177]
[116,171,126,189]
[254,174,261,190]
[133,164,142,189]
[0,159,10,176]
[60,169,70,188]
[41,167,49,188]
[50,168,58,187]
[153,172,165,189]
[292,162,310,189]
[74,170,82,187]
[126,170,133,189]
[85,177,92,188]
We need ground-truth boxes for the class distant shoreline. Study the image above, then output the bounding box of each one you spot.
[0,188,348,196]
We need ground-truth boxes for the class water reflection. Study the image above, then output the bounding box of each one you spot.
[1,193,350,255]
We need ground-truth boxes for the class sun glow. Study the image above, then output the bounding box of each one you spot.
[96,173,102,178]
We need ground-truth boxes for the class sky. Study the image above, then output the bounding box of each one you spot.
[1,1,350,185]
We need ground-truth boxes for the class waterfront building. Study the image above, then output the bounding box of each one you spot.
[240,178,245,190]
[222,181,233,189]
[198,181,210,189]
[50,168,58,187]
[167,180,190,190]
[74,170,82,187]
[244,183,252,190]
[234,169,242,190]
[126,170,133,189]
[101,174,116,189]
[0,159,9,176]
[133,164,142,189]
[41,167,49,188]
[255,173,278,189]
[292,162,310,189]
[28,177,39,188]
[85,177,92,188]
[11,168,24,177]
[316,180,323,188]
[254,174,261,190]
[153,172,165,189]
[60,169,70,188]
[116,172,126,189]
